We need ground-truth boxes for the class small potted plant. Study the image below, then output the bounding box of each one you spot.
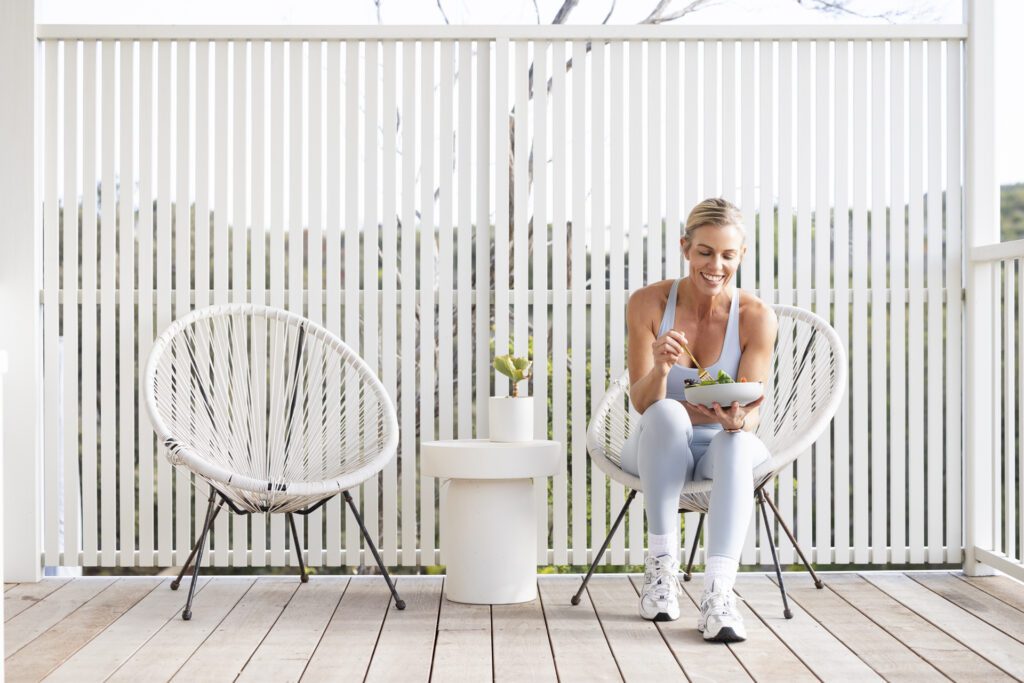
[489,353,534,442]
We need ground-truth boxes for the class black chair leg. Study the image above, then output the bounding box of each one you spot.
[572,490,637,606]
[683,514,706,582]
[757,489,793,619]
[179,487,221,620]
[344,491,406,610]
[761,488,825,589]
[287,512,310,583]
[171,488,222,591]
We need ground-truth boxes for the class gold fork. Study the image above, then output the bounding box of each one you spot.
[679,341,714,383]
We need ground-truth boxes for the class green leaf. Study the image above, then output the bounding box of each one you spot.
[493,355,516,378]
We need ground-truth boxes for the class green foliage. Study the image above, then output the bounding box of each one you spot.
[1003,183,1024,241]
[493,353,533,397]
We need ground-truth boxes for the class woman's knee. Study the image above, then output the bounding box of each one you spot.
[641,398,692,435]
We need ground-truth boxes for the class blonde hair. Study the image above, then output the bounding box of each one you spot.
[683,198,747,245]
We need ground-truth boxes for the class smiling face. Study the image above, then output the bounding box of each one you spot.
[681,224,746,295]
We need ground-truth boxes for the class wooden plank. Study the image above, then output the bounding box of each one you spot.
[364,577,442,683]
[825,573,1012,681]
[492,589,557,682]
[236,579,344,682]
[910,573,1024,643]
[734,574,882,681]
[585,576,685,681]
[5,579,159,681]
[627,575,751,682]
[431,596,492,681]
[170,578,297,681]
[536,576,621,682]
[5,578,114,656]
[768,574,943,681]
[4,578,71,621]
[301,577,392,681]
[109,577,257,681]
[678,578,816,683]
[45,578,211,682]
[864,572,1024,679]
[955,573,1024,614]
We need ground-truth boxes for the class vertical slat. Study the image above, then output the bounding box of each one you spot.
[608,40,626,565]
[62,39,81,565]
[43,39,60,565]
[1019,263,1024,559]
[628,40,646,565]
[1005,261,1016,558]
[753,38,777,566]
[703,39,718,198]
[907,39,926,563]
[850,39,869,565]
[889,38,907,564]
[362,39,380,561]
[100,39,117,567]
[570,39,587,565]
[813,38,832,564]
[926,39,945,563]
[324,39,341,567]
[683,38,698,283]
[550,39,568,566]
[665,40,681,280]
[307,39,323,568]
[992,266,1002,552]
[945,39,963,563]
[795,39,815,563]
[175,39,194,569]
[213,39,230,566]
[120,38,137,567]
[135,40,153,567]
[531,40,551,561]
[250,40,268,565]
[590,39,607,562]
[737,41,755,290]
[832,39,851,565]
[268,39,286,564]
[344,39,361,567]
[870,39,888,565]
[647,40,662,280]
[456,38,473,448]
[474,39,491,445]
[494,37,510,400]
[383,38,399,567]
[422,38,441,564]
[720,40,736,213]
[397,40,417,569]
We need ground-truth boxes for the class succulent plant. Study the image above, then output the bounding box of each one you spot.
[493,354,533,397]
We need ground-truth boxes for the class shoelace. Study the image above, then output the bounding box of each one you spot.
[701,589,738,618]
[645,560,681,603]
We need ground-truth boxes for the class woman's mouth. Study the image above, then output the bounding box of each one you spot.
[701,272,725,285]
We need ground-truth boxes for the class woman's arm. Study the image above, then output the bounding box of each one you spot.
[626,289,671,414]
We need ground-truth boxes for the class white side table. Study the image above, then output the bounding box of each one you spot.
[421,439,561,604]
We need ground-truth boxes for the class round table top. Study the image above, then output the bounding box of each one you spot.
[420,439,562,479]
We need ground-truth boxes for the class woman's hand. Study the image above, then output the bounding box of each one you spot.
[686,395,765,431]
[652,330,688,373]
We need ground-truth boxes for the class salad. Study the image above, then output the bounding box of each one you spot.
[684,370,753,387]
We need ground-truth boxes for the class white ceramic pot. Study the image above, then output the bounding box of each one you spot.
[488,396,534,442]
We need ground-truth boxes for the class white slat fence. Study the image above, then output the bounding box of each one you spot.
[33,24,967,569]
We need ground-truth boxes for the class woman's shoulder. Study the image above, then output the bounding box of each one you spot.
[737,289,778,337]
[628,278,676,309]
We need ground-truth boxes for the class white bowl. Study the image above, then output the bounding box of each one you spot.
[684,381,764,408]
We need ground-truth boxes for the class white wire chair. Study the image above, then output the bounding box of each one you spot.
[145,303,404,620]
[575,304,847,618]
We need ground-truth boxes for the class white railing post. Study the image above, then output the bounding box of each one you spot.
[0,0,42,582]
[964,0,998,576]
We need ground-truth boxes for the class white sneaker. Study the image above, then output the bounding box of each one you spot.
[698,579,747,642]
[639,554,681,621]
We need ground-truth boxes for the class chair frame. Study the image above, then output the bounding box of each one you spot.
[571,304,845,618]
[147,304,407,620]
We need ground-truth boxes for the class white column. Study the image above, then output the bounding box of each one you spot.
[1,350,8,638]
[963,0,998,576]
[0,0,42,582]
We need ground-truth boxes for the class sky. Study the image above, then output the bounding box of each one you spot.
[35,0,1024,185]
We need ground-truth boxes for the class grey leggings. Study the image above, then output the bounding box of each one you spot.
[620,398,771,560]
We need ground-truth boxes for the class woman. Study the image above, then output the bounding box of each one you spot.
[621,197,778,642]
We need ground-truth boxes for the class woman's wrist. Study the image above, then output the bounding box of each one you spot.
[724,415,747,433]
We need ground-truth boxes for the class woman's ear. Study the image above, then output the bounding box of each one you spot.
[680,237,690,261]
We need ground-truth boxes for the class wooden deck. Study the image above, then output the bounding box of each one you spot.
[4,571,1024,682]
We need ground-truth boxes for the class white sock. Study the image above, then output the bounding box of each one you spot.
[647,533,678,561]
[704,555,739,594]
